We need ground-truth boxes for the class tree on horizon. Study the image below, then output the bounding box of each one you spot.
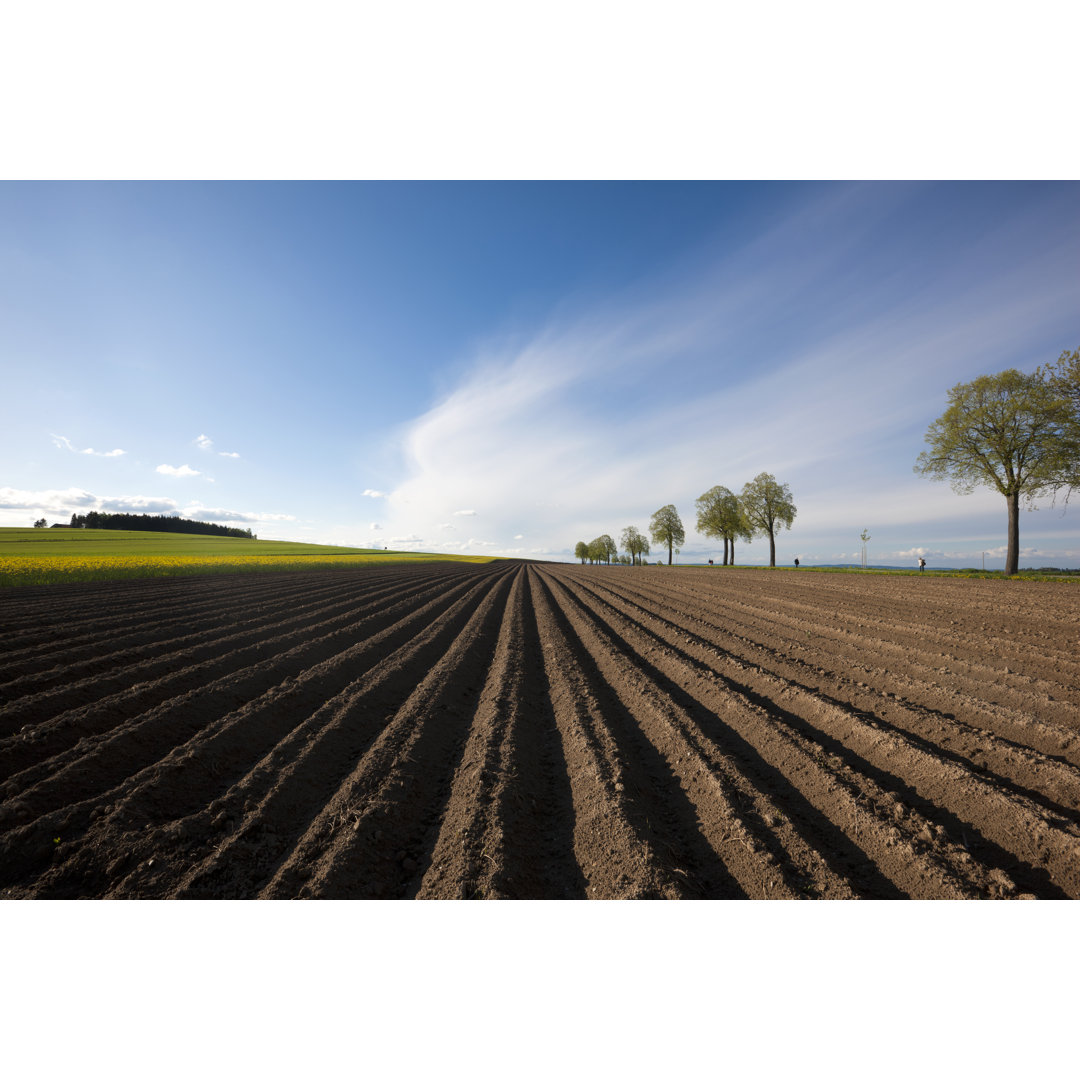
[620,525,649,565]
[739,473,796,567]
[915,363,1079,575]
[695,485,752,565]
[649,504,685,565]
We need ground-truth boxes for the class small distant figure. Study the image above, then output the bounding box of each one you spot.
[708,559,714,566]
[794,558,800,569]
[918,557,926,571]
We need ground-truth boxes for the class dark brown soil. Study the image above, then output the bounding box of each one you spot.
[2,562,1078,899]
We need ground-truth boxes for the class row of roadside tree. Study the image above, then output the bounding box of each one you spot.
[574,471,797,567]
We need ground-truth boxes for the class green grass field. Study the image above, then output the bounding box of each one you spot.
[0,528,496,587]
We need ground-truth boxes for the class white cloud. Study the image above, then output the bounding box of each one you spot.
[513,533,524,540]
[183,504,297,524]
[452,509,477,516]
[437,522,455,530]
[1,486,104,511]
[196,435,239,458]
[99,496,180,513]
[370,523,381,530]
[156,464,201,477]
[362,489,387,498]
[0,487,302,531]
[51,434,125,457]
[388,534,424,546]
[0,487,181,519]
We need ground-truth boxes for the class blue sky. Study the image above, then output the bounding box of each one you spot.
[2,181,1078,567]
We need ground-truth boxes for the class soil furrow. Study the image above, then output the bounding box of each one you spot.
[562,571,1079,898]
[554,571,1011,898]
[0,567,490,784]
[544,569,916,897]
[0,567,505,873]
[257,566,519,900]
[417,568,584,899]
[0,568,473,737]
[526,570,682,898]
[3,560,1076,900]
[595,572,1080,729]
[0,568,431,694]
[578,573,1080,809]
[9,564,516,898]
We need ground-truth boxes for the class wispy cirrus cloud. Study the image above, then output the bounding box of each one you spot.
[51,434,125,457]
[362,489,388,498]
[376,186,1079,561]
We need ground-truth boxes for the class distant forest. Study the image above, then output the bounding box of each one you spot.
[68,512,255,539]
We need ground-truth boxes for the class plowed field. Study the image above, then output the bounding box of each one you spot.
[2,561,1078,899]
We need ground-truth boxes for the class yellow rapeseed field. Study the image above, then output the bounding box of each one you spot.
[0,552,492,588]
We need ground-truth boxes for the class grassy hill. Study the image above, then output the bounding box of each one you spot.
[0,528,494,587]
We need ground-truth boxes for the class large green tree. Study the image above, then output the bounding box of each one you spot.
[915,365,1079,575]
[694,485,752,565]
[597,534,617,565]
[574,540,589,564]
[649,504,685,565]
[739,473,796,567]
[586,537,610,564]
[1040,347,1080,498]
[620,525,650,565]
[1042,347,1080,415]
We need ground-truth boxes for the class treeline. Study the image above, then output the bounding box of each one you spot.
[67,512,256,539]
[573,472,796,567]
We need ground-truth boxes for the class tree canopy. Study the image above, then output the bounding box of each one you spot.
[574,541,589,564]
[739,473,796,567]
[914,364,1079,575]
[649,504,685,565]
[620,525,650,565]
[694,485,752,565]
[1040,347,1080,497]
[66,511,255,539]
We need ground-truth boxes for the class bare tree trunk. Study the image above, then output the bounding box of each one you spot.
[730,542,736,566]
[668,538,673,565]
[1005,490,1020,575]
[723,537,729,565]
[769,530,776,567]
